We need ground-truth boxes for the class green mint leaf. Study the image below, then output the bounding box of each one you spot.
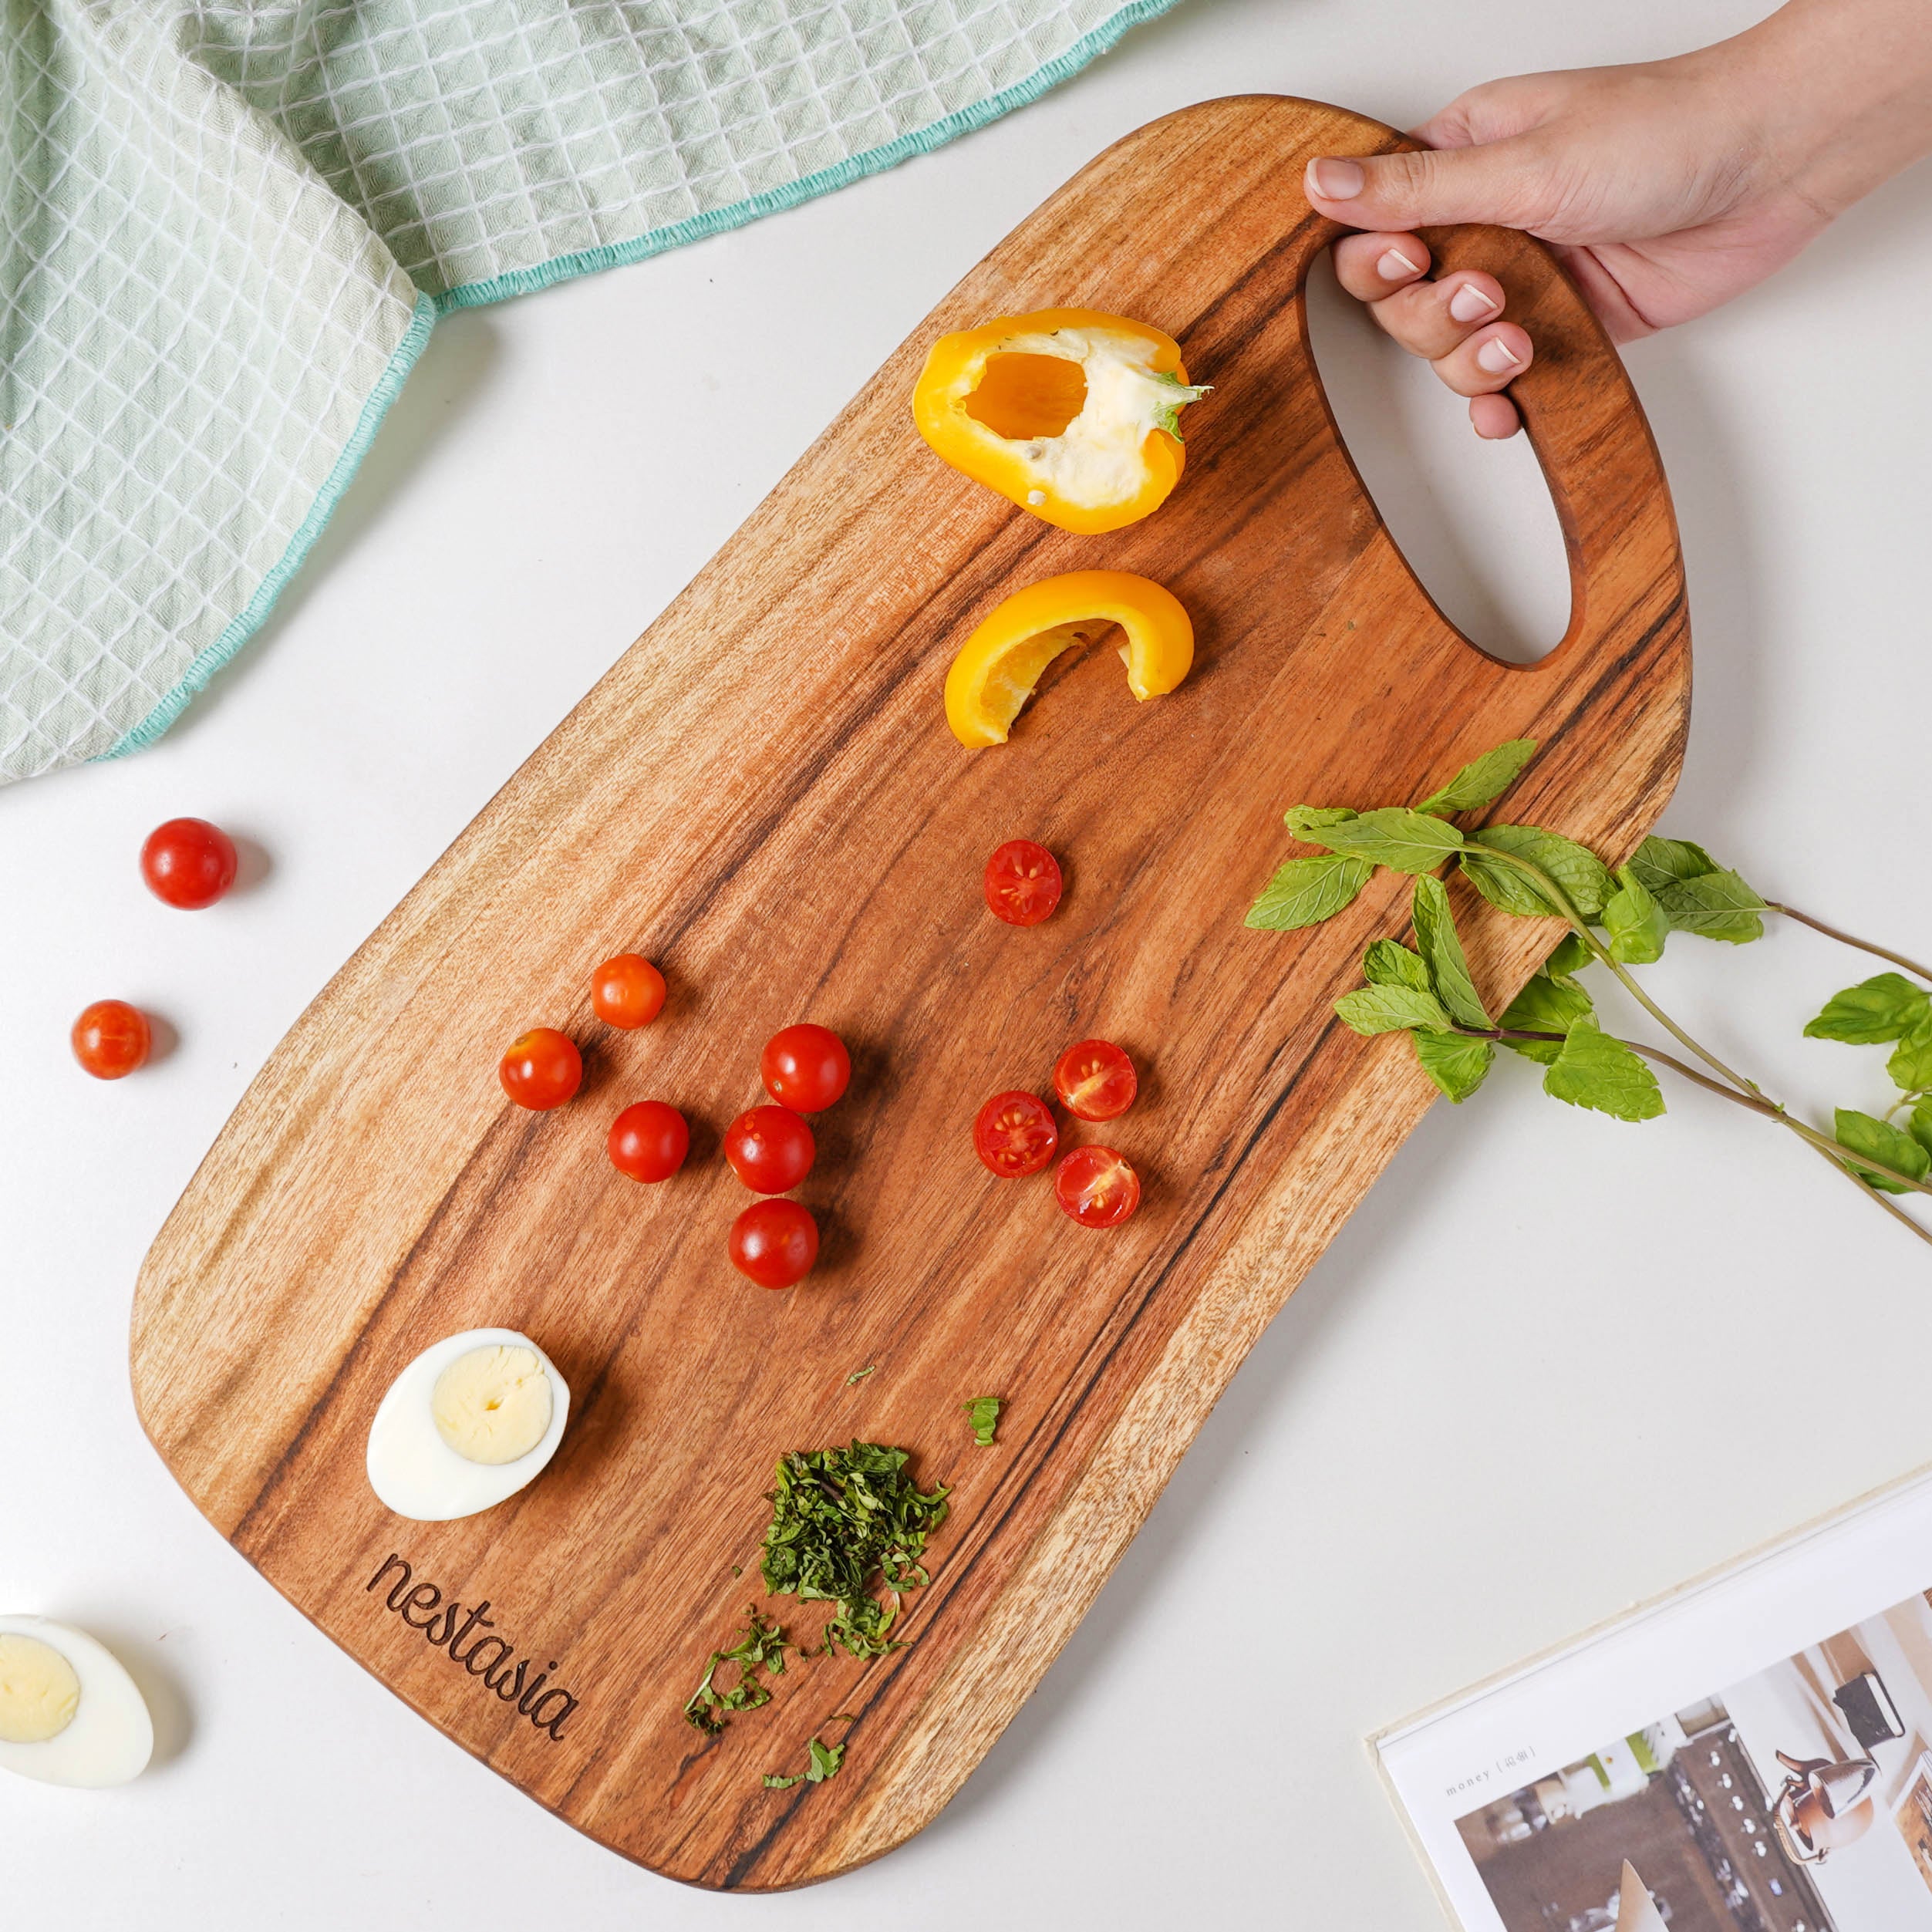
[1364,939,1431,990]
[1912,1098,1932,1159]
[1411,875,1492,1028]
[1246,854,1374,932]
[1412,1030,1493,1102]
[1890,1017,1932,1093]
[764,1772,803,1789]
[1314,807,1465,875]
[1803,973,1930,1044]
[1461,849,1555,918]
[1651,868,1765,944]
[807,1735,847,1782]
[1283,804,1358,841]
[1498,969,1595,1065]
[1542,1019,1665,1121]
[683,1613,791,1735]
[962,1395,1002,1447]
[1833,1108,1931,1195]
[1416,737,1538,818]
[1468,826,1614,921]
[1546,932,1593,979]
[1603,866,1669,966]
[845,1366,876,1385]
[1334,984,1452,1036]
[1627,835,1718,893]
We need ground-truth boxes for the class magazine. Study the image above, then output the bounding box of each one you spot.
[1375,1462,1932,1932]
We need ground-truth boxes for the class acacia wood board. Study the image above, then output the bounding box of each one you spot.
[130,96,1688,1890]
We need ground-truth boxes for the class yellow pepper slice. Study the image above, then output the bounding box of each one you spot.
[944,570,1194,748]
[912,308,1209,534]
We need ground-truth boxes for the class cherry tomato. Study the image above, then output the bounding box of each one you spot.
[608,1101,689,1182]
[591,953,666,1029]
[760,1023,851,1112]
[724,1104,815,1192]
[1053,1039,1138,1122]
[973,1090,1058,1178]
[1054,1146,1141,1228]
[499,1027,582,1109]
[984,838,1063,927]
[140,818,238,909]
[730,1199,819,1288]
[72,1000,151,1080]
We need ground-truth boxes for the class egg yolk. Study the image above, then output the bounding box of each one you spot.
[0,1635,80,1744]
[432,1345,552,1467]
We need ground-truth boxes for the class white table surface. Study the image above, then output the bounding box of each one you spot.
[8,0,1932,1922]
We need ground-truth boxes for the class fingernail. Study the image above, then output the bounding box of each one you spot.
[1477,335,1523,374]
[1377,247,1421,280]
[1305,157,1364,201]
[1449,282,1501,323]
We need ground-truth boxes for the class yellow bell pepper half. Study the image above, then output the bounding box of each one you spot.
[912,308,1209,534]
[944,571,1195,748]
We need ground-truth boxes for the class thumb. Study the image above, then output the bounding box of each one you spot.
[1303,137,1559,234]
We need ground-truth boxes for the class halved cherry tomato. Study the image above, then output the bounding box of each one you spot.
[984,839,1062,926]
[973,1090,1058,1177]
[725,1104,815,1193]
[140,817,238,909]
[592,954,666,1029]
[730,1199,819,1288]
[1054,1145,1141,1228]
[499,1028,582,1109]
[609,1101,689,1182]
[1053,1039,1137,1121]
[761,1023,850,1112]
[72,1000,151,1080]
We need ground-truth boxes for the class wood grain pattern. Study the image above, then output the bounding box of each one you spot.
[130,96,1688,1889]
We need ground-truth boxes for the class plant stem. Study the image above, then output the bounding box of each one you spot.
[1767,903,1932,986]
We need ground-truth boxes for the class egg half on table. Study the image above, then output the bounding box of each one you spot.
[0,1617,153,1788]
[366,1328,570,1521]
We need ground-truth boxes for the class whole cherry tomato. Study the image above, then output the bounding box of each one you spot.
[1053,1039,1138,1122]
[973,1090,1058,1178]
[592,953,666,1029]
[724,1104,815,1193]
[760,1023,850,1112]
[984,838,1062,927]
[608,1101,689,1182]
[1054,1146,1141,1228]
[499,1028,582,1109]
[729,1199,819,1288]
[72,1000,151,1080]
[140,818,238,909]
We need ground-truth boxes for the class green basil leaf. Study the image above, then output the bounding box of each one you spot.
[1411,874,1492,1027]
[1313,807,1466,875]
[1334,984,1453,1036]
[1627,835,1718,893]
[1546,932,1593,979]
[1412,1030,1493,1102]
[1415,737,1538,818]
[1889,1016,1932,1093]
[1803,973,1930,1044]
[1651,868,1766,944]
[1542,1019,1665,1121]
[1912,1098,1932,1160]
[1833,1108,1931,1195]
[1497,969,1596,1065]
[1604,865,1670,966]
[1283,804,1359,840]
[1246,854,1375,932]
[1363,939,1431,990]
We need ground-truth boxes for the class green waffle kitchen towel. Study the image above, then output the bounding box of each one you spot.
[1,0,1179,785]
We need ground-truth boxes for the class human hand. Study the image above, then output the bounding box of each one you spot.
[1307,0,1932,437]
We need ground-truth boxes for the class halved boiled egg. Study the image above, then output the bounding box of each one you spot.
[366,1328,569,1522]
[0,1616,153,1788]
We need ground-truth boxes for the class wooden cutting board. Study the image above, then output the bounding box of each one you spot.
[131,96,1688,1890]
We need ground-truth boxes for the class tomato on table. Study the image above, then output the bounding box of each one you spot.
[608,1101,689,1182]
[72,1000,151,1080]
[760,1023,850,1112]
[498,1028,582,1109]
[1054,1146,1141,1228]
[983,839,1062,927]
[1053,1039,1137,1122]
[724,1104,815,1193]
[730,1199,819,1288]
[973,1091,1058,1178]
[140,818,238,909]
[591,954,666,1029]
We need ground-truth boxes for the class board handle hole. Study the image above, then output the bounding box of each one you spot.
[1303,251,1571,665]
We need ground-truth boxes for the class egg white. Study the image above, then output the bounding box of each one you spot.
[366,1327,569,1521]
[0,1617,153,1789]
